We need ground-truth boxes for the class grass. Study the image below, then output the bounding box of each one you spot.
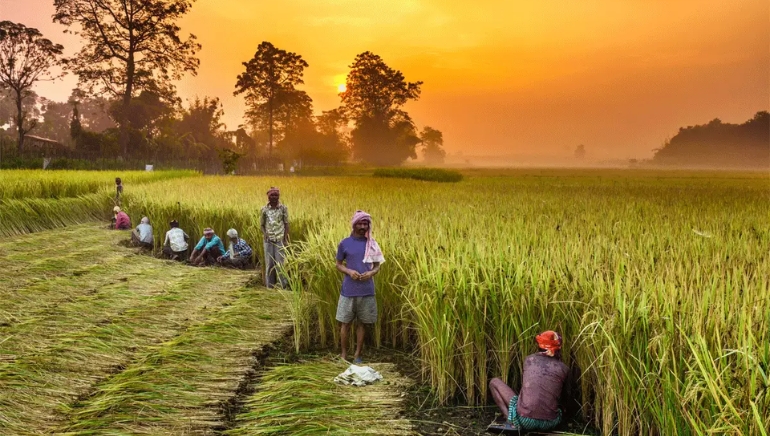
[0,169,199,237]
[2,169,768,435]
[226,357,415,435]
[374,167,463,182]
[0,224,291,435]
[120,171,769,436]
[0,169,198,200]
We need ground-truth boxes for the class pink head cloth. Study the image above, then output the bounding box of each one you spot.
[267,187,280,196]
[350,210,385,265]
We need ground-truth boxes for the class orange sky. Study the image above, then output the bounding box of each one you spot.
[4,0,769,161]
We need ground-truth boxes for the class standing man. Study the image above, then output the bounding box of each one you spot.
[190,228,226,266]
[488,331,569,432]
[218,228,254,269]
[162,219,189,261]
[335,210,385,364]
[130,216,154,249]
[260,187,289,288]
[115,177,123,205]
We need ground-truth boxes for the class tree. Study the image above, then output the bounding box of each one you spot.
[69,88,115,132]
[54,0,201,156]
[420,126,445,165]
[173,96,227,162]
[37,98,73,145]
[340,51,422,165]
[350,113,421,166]
[234,41,309,156]
[653,111,769,168]
[574,144,586,160]
[0,21,65,152]
[218,148,241,174]
[70,103,82,140]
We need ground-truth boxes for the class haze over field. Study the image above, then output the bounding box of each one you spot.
[4,0,769,163]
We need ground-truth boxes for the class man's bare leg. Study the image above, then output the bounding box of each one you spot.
[339,322,350,361]
[353,322,366,360]
[489,378,516,416]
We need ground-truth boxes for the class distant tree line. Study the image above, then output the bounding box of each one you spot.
[0,3,446,172]
[653,111,769,168]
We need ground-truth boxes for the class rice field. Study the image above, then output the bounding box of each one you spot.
[0,170,198,237]
[0,224,292,434]
[226,358,416,435]
[0,169,198,200]
[1,169,768,435]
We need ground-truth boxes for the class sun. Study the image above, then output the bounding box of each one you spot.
[337,83,347,93]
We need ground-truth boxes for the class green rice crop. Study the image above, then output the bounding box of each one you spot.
[0,169,198,237]
[373,167,463,182]
[4,169,768,435]
[119,170,768,435]
[0,169,198,200]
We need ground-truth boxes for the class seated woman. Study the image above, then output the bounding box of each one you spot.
[488,331,569,433]
[112,206,131,230]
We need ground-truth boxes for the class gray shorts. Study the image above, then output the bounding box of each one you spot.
[335,295,378,324]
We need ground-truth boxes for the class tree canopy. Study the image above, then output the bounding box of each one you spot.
[54,0,201,155]
[0,21,65,152]
[420,126,445,165]
[234,41,309,155]
[653,111,769,168]
[340,52,423,166]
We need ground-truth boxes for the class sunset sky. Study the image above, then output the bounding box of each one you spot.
[4,0,768,161]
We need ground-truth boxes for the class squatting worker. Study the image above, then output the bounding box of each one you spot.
[163,219,190,261]
[190,228,226,266]
[489,331,569,432]
[260,187,289,288]
[131,216,154,249]
[218,228,254,269]
[335,210,384,364]
[113,206,131,230]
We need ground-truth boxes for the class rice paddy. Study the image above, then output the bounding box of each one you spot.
[0,224,291,434]
[1,169,767,435]
[226,358,416,435]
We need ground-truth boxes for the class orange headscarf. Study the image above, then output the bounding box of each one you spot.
[536,331,562,357]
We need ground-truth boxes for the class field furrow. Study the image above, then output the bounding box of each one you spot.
[0,225,269,435]
[59,287,291,435]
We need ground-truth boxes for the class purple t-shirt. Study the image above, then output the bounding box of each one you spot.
[336,236,375,297]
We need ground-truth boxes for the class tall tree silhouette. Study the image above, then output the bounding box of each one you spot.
[234,42,308,156]
[340,51,422,165]
[0,21,65,152]
[420,126,445,164]
[53,0,200,156]
[574,144,586,160]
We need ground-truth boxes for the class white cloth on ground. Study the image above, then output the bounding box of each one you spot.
[333,364,383,387]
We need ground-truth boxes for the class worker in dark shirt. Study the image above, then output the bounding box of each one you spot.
[115,177,123,205]
[488,331,569,432]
